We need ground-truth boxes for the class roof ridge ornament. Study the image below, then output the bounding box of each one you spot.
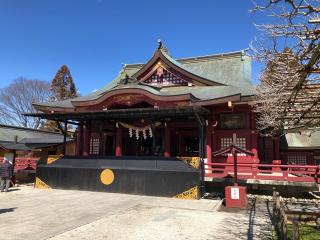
[240,48,249,61]
[157,38,170,55]
[157,38,162,49]
[119,69,137,85]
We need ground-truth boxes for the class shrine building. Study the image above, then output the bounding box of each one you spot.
[25,41,319,198]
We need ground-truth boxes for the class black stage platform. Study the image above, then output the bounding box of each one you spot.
[35,156,200,199]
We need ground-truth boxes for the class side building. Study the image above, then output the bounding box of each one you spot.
[0,124,75,181]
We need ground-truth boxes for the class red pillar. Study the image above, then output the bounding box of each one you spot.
[251,131,258,161]
[164,126,171,157]
[273,137,280,160]
[250,112,258,162]
[206,122,212,164]
[83,124,89,156]
[115,128,123,157]
[212,129,216,161]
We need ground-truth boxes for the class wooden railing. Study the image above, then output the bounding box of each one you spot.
[14,157,39,172]
[204,162,320,183]
[272,190,320,240]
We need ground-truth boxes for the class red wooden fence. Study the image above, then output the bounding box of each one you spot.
[204,162,319,183]
[0,157,39,172]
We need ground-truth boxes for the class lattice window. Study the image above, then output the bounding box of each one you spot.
[237,138,246,149]
[144,68,188,86]
[220,137,247,156]
[287,155,307,165]
[220,138,233,149]
[89,137,100,155]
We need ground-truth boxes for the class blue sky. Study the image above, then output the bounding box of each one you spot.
[0,0,267,95]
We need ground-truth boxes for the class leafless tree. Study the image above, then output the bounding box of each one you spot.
[0,77,53,129]
[251,0,320,136]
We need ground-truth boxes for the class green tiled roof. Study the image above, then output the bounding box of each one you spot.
[34,99,74,108]
[0,124,65,143]
[0,124,74,151]
[34,47,255,109]
[178,54,252,89]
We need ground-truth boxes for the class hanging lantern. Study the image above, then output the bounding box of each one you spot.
[129,128,133,138]
[135,129,139,139]
[148,127,153,138]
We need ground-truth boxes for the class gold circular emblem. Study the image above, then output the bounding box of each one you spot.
[100,169,114,185]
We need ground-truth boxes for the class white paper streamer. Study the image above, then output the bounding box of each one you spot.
[143,129,147,139]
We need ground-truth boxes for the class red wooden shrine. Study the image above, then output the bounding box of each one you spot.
[26,41,319,185]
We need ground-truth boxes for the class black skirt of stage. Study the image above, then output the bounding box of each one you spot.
[35,156,200,199]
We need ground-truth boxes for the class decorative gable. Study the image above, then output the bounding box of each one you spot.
[132,41,222,87]
[143,64,189,87]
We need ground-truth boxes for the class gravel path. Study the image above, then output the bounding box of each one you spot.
[0,186,273,240]
[215,199,273,240]
[49,198,273,240]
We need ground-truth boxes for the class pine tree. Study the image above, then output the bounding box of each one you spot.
[51,65,77,101]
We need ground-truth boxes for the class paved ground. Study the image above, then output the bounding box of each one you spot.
[0,186,272,240]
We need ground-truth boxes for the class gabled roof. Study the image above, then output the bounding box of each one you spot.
[33,41,255,111]
[0,141,32,151]
[0,124,73,151]
[0,124,69,143]
[132,42,224,86]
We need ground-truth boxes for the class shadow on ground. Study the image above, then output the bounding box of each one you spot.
[0,208,17,214]
[217,198,272,240]
[247,198,257,240]
[7,188,21,192]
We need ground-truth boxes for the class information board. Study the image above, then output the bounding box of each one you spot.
[231,187,240,199]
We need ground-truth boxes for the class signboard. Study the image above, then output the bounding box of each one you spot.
[231,187,240,200]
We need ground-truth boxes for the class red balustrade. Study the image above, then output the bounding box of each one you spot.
[204,162,319,183]
[0,157,39,173]
[14,157,39,172]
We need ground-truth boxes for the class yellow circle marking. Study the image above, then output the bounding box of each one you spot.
[100,169,114,185]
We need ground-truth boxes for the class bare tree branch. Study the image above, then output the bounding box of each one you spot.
[251,0,320,136]
[0,77,53,129]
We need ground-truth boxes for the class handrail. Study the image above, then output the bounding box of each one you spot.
[205,162,319,169]
[204,161,320,183]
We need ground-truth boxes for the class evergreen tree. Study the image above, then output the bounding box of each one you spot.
[41,65,78,132]
[51,65,77,101]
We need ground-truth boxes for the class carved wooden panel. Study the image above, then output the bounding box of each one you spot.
[144,67,188,86]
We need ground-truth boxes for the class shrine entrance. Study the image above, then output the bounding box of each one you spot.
[27,106,208,199]
[103,134,114,156]
[123,127,163,156]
